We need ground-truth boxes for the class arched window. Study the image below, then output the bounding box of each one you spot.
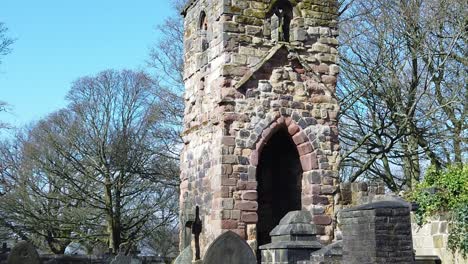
[199,11,208,31]
[266,0,293,42]
[199,11,208,51]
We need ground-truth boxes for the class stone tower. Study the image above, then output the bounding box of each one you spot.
[179,0,340,259]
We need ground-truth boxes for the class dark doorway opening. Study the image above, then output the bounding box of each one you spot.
[256,126,303,256]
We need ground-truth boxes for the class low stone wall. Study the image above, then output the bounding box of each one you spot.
[412,215,467,264]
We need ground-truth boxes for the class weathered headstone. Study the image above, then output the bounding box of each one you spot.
[204,231,256,264]
[173,246,192,264]
[6,241,41,264]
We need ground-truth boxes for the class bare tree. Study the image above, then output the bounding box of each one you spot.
[0,22,14,65]
[0,22,14,130]
[338,0,467,190]
[0,133,87,253]
[0,70,179,253]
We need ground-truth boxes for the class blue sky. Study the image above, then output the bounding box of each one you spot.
[0,0,175,132]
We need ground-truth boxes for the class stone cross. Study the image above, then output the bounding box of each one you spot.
[191,206,202,260]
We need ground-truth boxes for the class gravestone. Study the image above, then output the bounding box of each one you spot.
[173,246,192,264]
[6,241,41,264]
[259,211,322,264]
[204,231,256,264]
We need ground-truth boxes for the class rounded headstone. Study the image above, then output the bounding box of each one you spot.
[204,231,256,264]
[6,241,41,264]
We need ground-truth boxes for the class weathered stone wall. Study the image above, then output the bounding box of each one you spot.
[339,201,414,264]
[336,181,386,207]
[412,215,467,264]
[179,0,227,253]
[180,0,340,258]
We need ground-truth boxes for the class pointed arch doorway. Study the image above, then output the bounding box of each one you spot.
[256,126,303,251]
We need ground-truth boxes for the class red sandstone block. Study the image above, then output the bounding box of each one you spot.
[250,151,258,166]
[295,67,305,74]
[312,195,329,205]
[297,143,313,155]
[256,139,265,151]
[262,127,272,140]
[221,220,239,229]
[180,180,189,190]
[241,212,258,223]
[300,152,318,171]
[293,132,308,145]
[235,201,258,211]
[269,121,278,131]
[277,116,285,124]
[313,215,332,225]
[242,191,257,201]
[288,123,300,135]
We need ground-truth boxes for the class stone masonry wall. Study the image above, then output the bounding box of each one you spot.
[180,0,340,258]
[340,201,414,264]
[412,215,467,264]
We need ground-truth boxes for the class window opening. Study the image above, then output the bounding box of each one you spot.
[199,11,209,51]
[266,0,293,42]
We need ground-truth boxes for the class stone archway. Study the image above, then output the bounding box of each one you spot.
[256,125,303,251]
[245,115,323,254]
